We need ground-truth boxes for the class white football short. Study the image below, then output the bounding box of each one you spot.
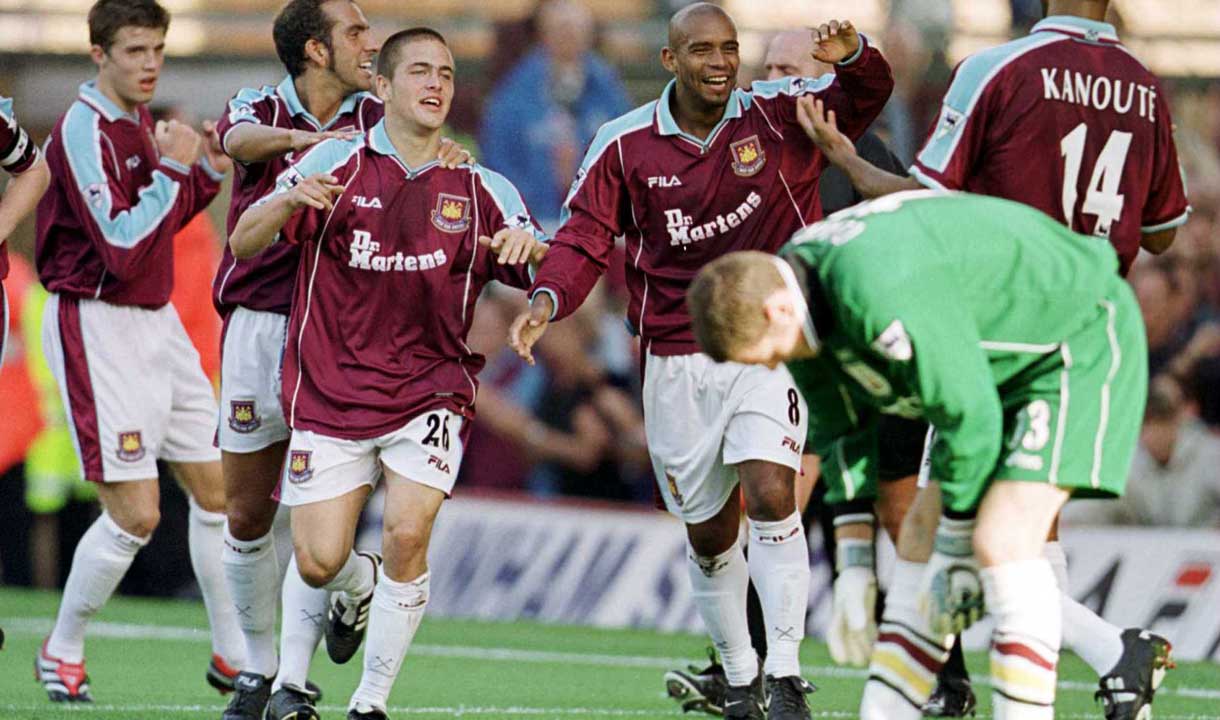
[217,307,290,453]
[279,409,466,506]
[643,350,807,524]
[42,294,220,483]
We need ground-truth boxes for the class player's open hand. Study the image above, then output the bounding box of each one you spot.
[437,137,473,168]
[287,173,344,212]
[200,120,233,176]
[797,97,857,167]
[289,128,362,152]
[509,294,553,366]
[479,228,547,265]
[155,119,203,167]
[811,19,860,64]
[828,565,878,667]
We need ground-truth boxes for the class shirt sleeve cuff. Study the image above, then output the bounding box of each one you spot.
[158,157,192,180]
[199,156,226,183]
[836,34,868,67]
[530,287,560,321]
[1141,208,1192,233]
[909,165,949,191]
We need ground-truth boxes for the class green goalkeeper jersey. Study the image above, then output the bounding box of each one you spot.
[781,190,1139,511]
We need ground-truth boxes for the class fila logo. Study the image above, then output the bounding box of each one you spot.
[647,175,683,188]
[353,195,382,209]
[126,155,141,171]
[427,455,451,474]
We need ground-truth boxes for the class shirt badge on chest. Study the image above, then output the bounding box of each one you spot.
[431,193,471,233]
[730,134,766,177]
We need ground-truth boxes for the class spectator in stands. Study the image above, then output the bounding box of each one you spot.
[1133,257,1200,377]
[1065,376,1220,527]
[480,0,632,227]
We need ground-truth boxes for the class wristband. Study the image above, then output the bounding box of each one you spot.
[836,538,875,571]
[933,515,976,558]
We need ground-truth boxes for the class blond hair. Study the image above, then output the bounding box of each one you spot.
[687,251,785,362]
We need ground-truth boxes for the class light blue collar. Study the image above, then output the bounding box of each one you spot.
[655,79,744,148]
[276,75,361,130]
[1032,15,1119,43]
[78,81,137,123]
[366,119,439,176]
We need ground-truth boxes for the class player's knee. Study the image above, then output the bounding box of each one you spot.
[739,461,795,521]
[295,548,342,588]
[876,497,907,543]
[225,503,276,541]
[972,521,1007,566]
[114,506,161,539]
[382,518,430,561]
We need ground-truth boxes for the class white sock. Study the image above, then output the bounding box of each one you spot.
[46,513,148,663]
[273,554,328,693]
[687,541,756,687]
[325,551,376,598]
[189,499,247,667]
[983,559,1061,720]
[222,525,279,677]
[861,559,950,720]
[350,571,430,713]
[747,511,809,679]
[1043,541,1124,675]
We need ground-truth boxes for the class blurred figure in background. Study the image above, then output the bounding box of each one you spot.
[1064,375,1220,528]
[480,0,632,227]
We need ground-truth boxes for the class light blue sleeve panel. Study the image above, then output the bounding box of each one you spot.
[60,102,181,251]
[915,33,1062,175]
[473,164,548,242]
[558,101,655,227]
[254,135,364,206]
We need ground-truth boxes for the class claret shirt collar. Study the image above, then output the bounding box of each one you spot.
[1032,15,1120,44]
[654,79,744,150]
[276,75,361,131]
[366,119,440,178]
[78,81,138,123]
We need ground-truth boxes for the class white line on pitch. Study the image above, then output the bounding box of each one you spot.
[4,617,1219,702]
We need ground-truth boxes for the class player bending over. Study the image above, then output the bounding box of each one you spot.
[229,28,546,720]
[688,191,1149,720]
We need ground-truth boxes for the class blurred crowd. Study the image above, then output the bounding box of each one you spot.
[2,0,1219,595]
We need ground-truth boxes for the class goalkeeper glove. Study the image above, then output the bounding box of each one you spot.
[827,538,878,667]
[919,516,985,636]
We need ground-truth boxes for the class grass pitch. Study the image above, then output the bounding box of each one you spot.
[1,587,1217,719]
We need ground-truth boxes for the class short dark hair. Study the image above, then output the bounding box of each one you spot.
[274,0,344,78]
[377,27,448,79]
[88,0,170,52]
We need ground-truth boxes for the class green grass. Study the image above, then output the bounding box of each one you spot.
[2,587,1217,719]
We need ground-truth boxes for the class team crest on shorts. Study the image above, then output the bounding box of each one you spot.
[116,431,146,462]
[730,135,766,177]
[287,450,313,484]
[431,193,471,233]
[228,400,261,433]
[666,473,684,508]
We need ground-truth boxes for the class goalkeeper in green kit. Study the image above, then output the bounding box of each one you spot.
[687,190,1147,720]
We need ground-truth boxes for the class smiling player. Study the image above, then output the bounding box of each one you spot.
[228,28,546,720]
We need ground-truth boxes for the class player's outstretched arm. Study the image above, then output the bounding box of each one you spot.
[797,97,919,199]
[0,152,50,244]
[229,172,342,258]
[224,123,361,165]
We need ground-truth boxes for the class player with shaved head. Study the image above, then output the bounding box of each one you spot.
[509,4,893,718]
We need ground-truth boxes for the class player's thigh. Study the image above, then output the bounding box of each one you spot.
[221,442,289,539]
[290,484,372,585]
[169,458,225,514]
[974,481,1069,567]
[96,477,161,538]
[895,481,941,563]
[42,295,170,483]
[641,352,741,525]
[380,468,447,580]
[876,416,928,541]
[217,308,291,454]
